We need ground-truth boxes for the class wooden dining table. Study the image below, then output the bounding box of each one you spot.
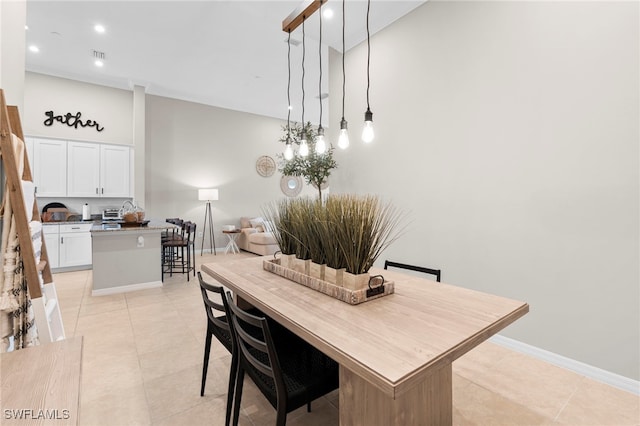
[202,257,528,425]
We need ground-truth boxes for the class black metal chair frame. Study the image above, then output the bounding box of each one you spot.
[225,291,339,426]
[197,272,236,426]
[384,260,441,282]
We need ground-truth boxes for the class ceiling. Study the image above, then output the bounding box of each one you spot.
[25,1,426,123]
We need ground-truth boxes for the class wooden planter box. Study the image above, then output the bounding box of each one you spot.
[263,258,394,305]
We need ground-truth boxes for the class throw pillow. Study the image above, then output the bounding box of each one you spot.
[249,217,265,228]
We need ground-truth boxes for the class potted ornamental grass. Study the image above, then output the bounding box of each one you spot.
[263,194,405,290]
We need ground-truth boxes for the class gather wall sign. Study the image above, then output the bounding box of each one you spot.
[43,111,105,132]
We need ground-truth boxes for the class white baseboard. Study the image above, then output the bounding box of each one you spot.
[198,247,221,255]
[490,335,640,395]
[92,281,162,296]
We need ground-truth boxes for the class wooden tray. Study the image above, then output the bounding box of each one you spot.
[263,259,394,305]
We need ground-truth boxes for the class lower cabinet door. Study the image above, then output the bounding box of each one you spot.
[59,232,92,267]
[44,232,60,269]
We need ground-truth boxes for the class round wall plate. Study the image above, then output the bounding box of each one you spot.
[280,175,303,197]
[256,155,276,177]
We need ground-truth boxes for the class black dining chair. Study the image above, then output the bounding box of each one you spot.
[197,272,236,426]
[384,260,442,282]
[198,272,276,426]
[225,291,340,426]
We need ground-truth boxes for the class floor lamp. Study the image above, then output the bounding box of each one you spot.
[198,188,218,256]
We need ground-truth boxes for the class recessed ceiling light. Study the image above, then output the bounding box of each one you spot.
[94,60,104,67]
[25,25,29,30]
[94,24,105,33]
[28,45,39,53]
[323,8,334,19]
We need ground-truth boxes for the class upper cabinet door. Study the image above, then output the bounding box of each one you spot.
[32,138,67,197]
[67,142,100,197]
[100,144,130,198]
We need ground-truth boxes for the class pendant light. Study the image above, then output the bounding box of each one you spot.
[284,30,294,160]
[337,0,349,150]
[362,0,375,144]
[315,4,327,155]
[299,17,309,157]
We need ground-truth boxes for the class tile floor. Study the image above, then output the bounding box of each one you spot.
[53,252,639,425]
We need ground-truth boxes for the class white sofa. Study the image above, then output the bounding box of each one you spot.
[237,217,279,256]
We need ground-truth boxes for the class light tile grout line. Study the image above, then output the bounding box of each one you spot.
[122,288,154,426]
[551,376,582,423]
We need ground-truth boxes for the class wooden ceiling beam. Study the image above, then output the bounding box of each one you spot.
[282,0,327,33]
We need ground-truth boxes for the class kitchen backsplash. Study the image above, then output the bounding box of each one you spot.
[37,197,133,218]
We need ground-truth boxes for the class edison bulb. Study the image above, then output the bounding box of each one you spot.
[299,139,309,157]
[315,135,327,154]
[338,129,350,149]
[338,118,349,149]
[284,143,294,160]
[362,109,374,143]
[362,121,374,143]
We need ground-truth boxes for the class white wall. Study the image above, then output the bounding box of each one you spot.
[329,1,639,380]
[0,0,26,111]
[22,72,320,250]
[24,72,133,144]
[145,94,317,252]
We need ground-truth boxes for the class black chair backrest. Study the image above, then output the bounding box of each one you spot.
[197,272,231,338]
[187,222,197,243]
[224,291,287,405]
[384,260,441,282]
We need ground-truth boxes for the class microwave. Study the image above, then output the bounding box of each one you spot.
[102,208,121,221]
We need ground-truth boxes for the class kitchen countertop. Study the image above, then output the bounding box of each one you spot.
[90,220,177,233]
[43,220,96,225]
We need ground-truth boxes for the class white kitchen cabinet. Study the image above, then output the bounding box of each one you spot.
[67,142,100,197]
[100,144,130,197]
[59,224,93,268]
[27,138,67,197]
[42,224,60,269]
[43,223,92,270]
[67,142,130,198]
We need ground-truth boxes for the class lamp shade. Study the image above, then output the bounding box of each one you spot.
[198,188,219,201]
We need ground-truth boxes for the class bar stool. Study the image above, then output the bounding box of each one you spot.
[162,221,196,281]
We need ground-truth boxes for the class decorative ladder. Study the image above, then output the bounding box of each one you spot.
[0,89,65,343]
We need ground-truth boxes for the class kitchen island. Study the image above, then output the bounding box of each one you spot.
[91,220,175,296]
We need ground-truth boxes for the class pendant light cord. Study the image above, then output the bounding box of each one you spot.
[318,7,323,128]
[341,0,346,119]
[301,18,306,126]
[366,0,371,110]
[287,30,291,136]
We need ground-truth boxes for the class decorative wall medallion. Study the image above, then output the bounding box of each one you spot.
[256,155,276,177]
[43,111,104,132]
[280,175,303,197]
